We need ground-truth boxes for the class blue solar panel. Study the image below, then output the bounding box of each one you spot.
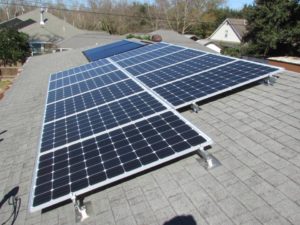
[47,70,128,104]
[41,92,167,152]
[117,45,183,68]
[45,79,144,123]
[110,42,169,62]
[50,59,110,81]
[49,63,118,90]
[154,60,279,107]
[137,54,234,88]
[83,40,145,62]
[125,49,205,76]
[33,111,209,208]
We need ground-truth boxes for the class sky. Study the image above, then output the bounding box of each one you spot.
[226,0,254,9]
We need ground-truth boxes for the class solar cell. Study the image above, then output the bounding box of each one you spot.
[125,49,205,76]
[83,40,145,62]
[154,60,280,107]
[41,92,167,153]
[137,54,234,88]
[32,111,210,210]
[45,79,143,123]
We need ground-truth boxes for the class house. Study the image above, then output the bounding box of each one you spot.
[16,8,84,54]
[0,8,92,54]
[1,38,300,224]
[196,18,247,53]
[209,18,247,44]
[0,8,127,55]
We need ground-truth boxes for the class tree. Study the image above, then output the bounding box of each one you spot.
[155,0,225,34]
[0,28,30,66]
[243,0,300,57]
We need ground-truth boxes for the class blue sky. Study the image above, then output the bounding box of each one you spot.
[226,0,254,9]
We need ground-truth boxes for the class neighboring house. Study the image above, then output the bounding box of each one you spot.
[197,18,247,53]
[0,9,125,54]
[209,18,247,44]
[17,9,84,54]
[149,29,218,53]
[0,8,84,54]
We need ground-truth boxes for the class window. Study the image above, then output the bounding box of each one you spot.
[225,30,228,38]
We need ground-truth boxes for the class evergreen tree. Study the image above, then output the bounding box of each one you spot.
[243,0,300,57]
[0,28,30,66]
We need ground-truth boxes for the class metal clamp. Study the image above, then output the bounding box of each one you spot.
[264,75,277,86]
[198,146,221,170]
[71,194,89,223]
[191,103,201,113]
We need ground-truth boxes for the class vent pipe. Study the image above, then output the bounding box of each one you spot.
[40,8,45,26]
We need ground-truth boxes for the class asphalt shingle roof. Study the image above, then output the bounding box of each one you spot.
[0,49,300,225]
[227,18,247,40]
[17,9,83,42]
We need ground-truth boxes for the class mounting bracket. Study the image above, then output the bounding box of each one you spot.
[191,103,201,113]
[197,146,221,170]
[264,75,277,86]
[71,194,89,223]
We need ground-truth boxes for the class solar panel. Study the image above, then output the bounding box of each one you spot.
[116,45,184,68]
[110,42,169,62]
[32,111,211,210]
[41,92,167,152]
[153,60,280,107]
[47,70,128,103]
[136,54,234,88]
[83,40,145,62]
[125,49,205,76]
[30,41,281,213]
[50,59,111,81]
[45,79,143,123]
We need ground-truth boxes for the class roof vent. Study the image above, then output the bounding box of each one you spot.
[40,8,45,26]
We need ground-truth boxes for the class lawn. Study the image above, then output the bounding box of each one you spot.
[0,80,12,92]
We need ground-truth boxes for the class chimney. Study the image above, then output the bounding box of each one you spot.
[40,8,45,26]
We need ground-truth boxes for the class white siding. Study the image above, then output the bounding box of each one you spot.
[210,22,241,43]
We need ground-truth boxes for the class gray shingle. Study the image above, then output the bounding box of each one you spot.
[0,48,299,225]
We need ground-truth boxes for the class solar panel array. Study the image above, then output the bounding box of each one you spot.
[30,41,281,212]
